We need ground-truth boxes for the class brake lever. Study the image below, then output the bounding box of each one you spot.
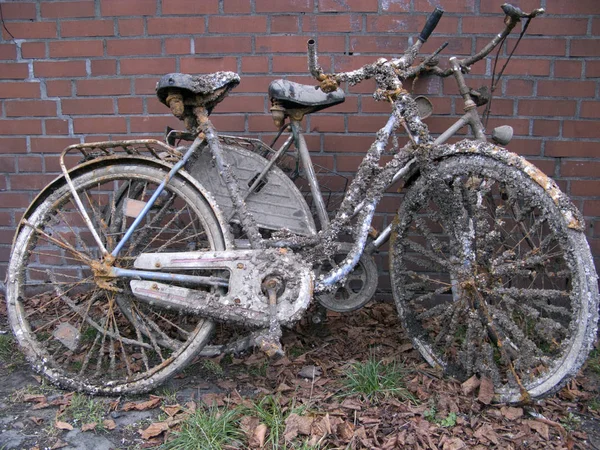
[501,3,545,20]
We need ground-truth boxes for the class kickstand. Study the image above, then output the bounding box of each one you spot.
[255,277,285,359]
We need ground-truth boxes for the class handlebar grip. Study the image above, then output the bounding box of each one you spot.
[419,7,444,43]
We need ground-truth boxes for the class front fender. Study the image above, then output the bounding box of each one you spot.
[11,154,234,250]
[429,139,584,231]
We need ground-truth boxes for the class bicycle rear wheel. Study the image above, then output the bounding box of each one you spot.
[7,162,226,394]
[390,155,598,403]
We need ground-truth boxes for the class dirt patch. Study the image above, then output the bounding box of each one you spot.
[0,297,599,449]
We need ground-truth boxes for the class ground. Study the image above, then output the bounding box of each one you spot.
[0,297,599,450]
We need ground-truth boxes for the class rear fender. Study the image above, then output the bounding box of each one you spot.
[12,154,234,249]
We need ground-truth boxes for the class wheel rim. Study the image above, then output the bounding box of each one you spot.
[8,165,225,393]
[391,157,594,402]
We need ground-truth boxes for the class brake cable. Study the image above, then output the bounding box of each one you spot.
[483,17,533,128]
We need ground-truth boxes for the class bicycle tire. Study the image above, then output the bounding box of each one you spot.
[389,154,598,403]
[7,163,226,395]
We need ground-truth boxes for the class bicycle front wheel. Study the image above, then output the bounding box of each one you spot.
[7,162,226,394]
[389,155,598,403]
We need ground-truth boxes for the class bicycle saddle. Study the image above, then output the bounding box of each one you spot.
[156,71,240,111]
[269,79,345,113]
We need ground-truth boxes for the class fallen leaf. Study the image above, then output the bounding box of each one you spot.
[478,376,494,405]
[122,396,161,411]
[201,393,225,407]
[500,406,523,421]
[442,437,466,450]
[23,394,46,403]
[298,365,322,378]
[32,402,51,410]
[337,421,355,441]
[283,413,314,441]
[474,423,500,445]
[103,419,117,430]
[462,375,480,396]
[250,423,267,448]
[139,421,169,440]
[340,398,362,411]
[81,422,97,432]
[527,420,550,440]
[163,405,181,417]
[55,421,73,431]
[50,439,68,449]
[29,416,44,425]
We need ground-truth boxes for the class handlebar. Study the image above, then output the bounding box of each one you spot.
[307,3,544,91]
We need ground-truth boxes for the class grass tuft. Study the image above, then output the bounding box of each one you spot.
[64,393,107,429]
[161,406,243,450]
[342,357,416,404]
[0,334,24,366]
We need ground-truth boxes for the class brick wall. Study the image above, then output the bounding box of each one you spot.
[0,0,599,288]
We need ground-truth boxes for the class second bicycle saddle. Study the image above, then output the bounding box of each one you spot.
[269,79,345,113]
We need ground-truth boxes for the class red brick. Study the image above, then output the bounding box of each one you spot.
[348,115,389,133]
[537,80,596,98]
[319,0,377,12]
[586,61,600,78]
[74,117,127,134]
[463,16,512,34]
[34,61,87,78]
[545,141,599,158]
[273,55,329,73]
[148,18,205,35]
[256,36,307,53]
[62,98,115,115]
[210,114,246,132]
[0,138,27,154]
[0,63,28,80]
[61,20,115,38]
[571,40,600,58]
[380,0,409,12]
[46,80,72,97]
[1,22,57,40]
[581,102,600,119]
[0,193,32,208]
[545,0,600,15]
[11,174,57,190]
[107,39,161,56]
[505,139,542,157]
[41,1,95,18]
[242,56,269,74]
[554,60,582,78]
[194,37,252,54]
[21,43,45,59]
[509,38,567,57]
[563,121,600,139]
[134,78,159,95]
[527,18,589,36]
[45,119,69,134]
[30,137,79,153]
[0,82,40,99]
[162,0,219,15]
[366,14,420,33]
[16,156,43,172]
[255,0,313,13]
[271,15,299,33]
[0,2,36,19]
[584,201,600,216]
[147,97,170,114]
[308,115,345,132]
[479,0,540,14]
[571,180,600,197]
[130,116,182,133]
[318,35,346,52]
[0,44,17,60]
[118,98,143,114]
[118,18,145,36]
[180,57,237,74]
[120,58,177,75]
[518,100,576,117]
[165,38,191,55]
[223,0,252,13]
[0,119,42,135]
[5,100,57,117]
[217,95,265,113]
[562,160,600,178]
[323,134,374,152]
[77,79,131,96]
[505,79,533,96]
[91,59,117,76]
[486,118,530,137]
[49,40,104,57]
[101,0,157,16]
[209,16,267,33]
[532,120,559,137]
[303,15,361,33]
[416,0,474,12]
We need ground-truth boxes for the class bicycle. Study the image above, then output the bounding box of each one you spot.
[5,3,598,404]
